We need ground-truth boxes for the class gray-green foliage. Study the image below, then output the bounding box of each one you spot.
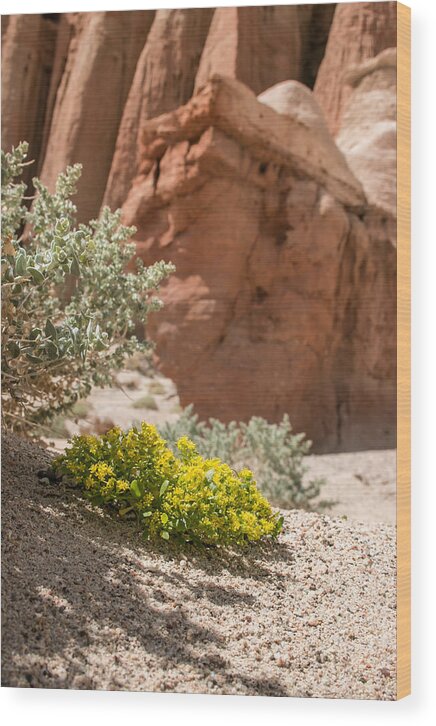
[1,143,174,432]
[159,405,328,510]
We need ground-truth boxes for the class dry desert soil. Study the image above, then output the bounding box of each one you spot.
[1,432,396,699]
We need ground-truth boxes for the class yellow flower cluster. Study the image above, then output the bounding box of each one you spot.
[176,436,197,458]
[90,462,115,480]
[54,422,283,546]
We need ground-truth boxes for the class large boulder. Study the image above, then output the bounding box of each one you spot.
[1,14,58,186]
[194,5,303,95]
[336,48,397,217]
[38,11,155,222]
[258,78,337,144]
[118,76,395,452]
[314,1,397,134]
[102,8,213,214]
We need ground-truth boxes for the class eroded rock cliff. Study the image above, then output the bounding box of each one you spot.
[103,8,214,214]
[314,1,397,134]
[194,5,303,94]
[1,14,58,188]
[336,48,397,217]
[1,6,397,451]
[38,11,155,222]
[119,76,395,452]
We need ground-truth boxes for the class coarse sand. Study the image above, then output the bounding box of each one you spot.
[1,433,397,699]
[308,449,396,526]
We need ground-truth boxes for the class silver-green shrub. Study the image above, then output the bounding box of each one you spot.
[159,405,328,510]
[1,143,174,432]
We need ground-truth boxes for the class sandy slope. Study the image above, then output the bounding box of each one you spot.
[308,449,396,525]
[1,433,396,699]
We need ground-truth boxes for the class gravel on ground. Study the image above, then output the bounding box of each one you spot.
[1,432,397,699]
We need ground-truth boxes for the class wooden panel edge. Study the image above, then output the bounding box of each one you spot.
[396,0,411,701]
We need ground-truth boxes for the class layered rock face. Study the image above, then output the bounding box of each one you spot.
[39,13,78,167]
[314,1,397,134]
[119,76,396,452]
[39,11,155,222]
[194,5,303,94]
[1,14,58,188]
[1,5,398,451]
[1,5,333,220]
[336,48,397,217]
[103,8,214,214]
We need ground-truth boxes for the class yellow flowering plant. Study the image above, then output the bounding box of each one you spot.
[54,424,283,545]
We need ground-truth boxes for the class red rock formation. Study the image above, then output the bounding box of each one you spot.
[336,48,397,217]
[39,14,78,166]
[0,8,398,452]
[314,1,397,134]
[1,15,10,40]
[39,11,155,222]
[194,5,303,95]
[1,14,57,187]
[118,76,395,452]
[102,8,213,214]
[298,3,336,88]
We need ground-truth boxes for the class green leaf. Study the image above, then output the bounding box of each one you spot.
[29,327,42,340]
[7,341,20,358]
[94,337,108,352]
[27,266,45,284]
[15,253,27,276]
[130,479,142,498]
[159,480,169,497]
[45,340,59,360]
[70,254,80,277]
[160,531,170,540]
[55,218,70,235]
[45,319,57,340]
[142,511,152,518]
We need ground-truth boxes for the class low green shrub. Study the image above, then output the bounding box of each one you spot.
[148,380,166,395]
[54,424,283,546]
[160,406,327,511]
[70,400,92,419]
[132,394,158,410]
[1,143,174,433]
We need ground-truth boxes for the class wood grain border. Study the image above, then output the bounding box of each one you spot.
[396,1,411,700]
